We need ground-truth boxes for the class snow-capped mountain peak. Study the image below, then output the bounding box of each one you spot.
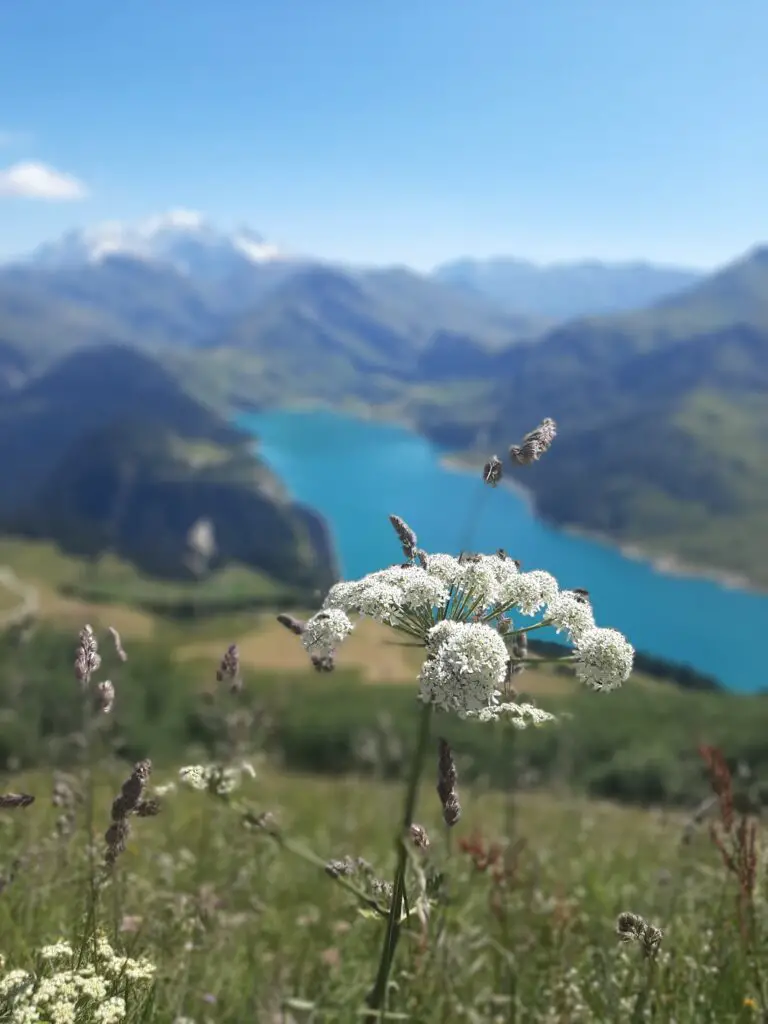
[29,210,286,277]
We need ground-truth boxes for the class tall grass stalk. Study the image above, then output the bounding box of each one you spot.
[366,701,433,1016]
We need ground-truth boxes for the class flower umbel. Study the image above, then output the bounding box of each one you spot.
[302,609,354,657]
[280,510,633,719]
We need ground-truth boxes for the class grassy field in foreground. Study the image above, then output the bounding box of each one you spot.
[0,760,763,1023]
[0,538,767,1019]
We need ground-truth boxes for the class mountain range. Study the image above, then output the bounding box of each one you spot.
[1,212,768,588]
[433,256,704,319]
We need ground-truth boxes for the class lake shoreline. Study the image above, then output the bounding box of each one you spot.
[440,452,767,597]
[237,406,768,691]
[239,402,767,598]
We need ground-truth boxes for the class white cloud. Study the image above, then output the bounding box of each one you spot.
[0,161,88,200]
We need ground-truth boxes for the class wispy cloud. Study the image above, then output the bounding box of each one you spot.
[0,161,88,200]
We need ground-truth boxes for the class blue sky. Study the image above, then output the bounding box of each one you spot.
[0,0,766,270]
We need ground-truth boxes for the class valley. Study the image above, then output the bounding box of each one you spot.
[1,212,767,595]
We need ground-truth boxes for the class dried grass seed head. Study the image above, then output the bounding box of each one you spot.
[616,911,663,956]
[509,417,557,465]
[0,793,34,810]
[216,644,241,687]
[74,624,101,685]
[96,679,115,714]
[389,514,418,561]
[437,738,461,827]
[110,759,152,822]
[409,823,431,850]
[276,613,306,636]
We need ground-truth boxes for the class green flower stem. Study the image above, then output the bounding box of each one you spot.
[510,619,553,635]
[243,813,390,919]
[366,701,433,1017]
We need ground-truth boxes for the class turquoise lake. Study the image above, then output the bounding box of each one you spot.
[237,408,768,693]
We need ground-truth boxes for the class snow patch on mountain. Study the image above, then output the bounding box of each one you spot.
[29,209,286,275]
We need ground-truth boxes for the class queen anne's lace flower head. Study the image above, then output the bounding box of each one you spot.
[574,627,634,690]
[301,609,354,656]
[466,701,556,727]
[419,621,509,716]
[508,570,560,616]
[383,565,450,610]
[322,580,361,612]
[458,556,503,610]
[546,591,596,642]
[179,761,255,796]
[425,619,459,653]
[282,514,632,726]
[425,553,464,588]
[0,936,155,1024]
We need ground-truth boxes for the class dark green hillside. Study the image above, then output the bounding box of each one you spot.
[209,264,543,392]
[10,420,333,589]
[0,344,238,515]
[0,345,336,592]
[472,322,768,586]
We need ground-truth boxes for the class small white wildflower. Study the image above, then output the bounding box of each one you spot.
[351,579,404,623]
[153,782,177,798]
[38,943,73,963]
[546,592,595,641]
[420,621,509,716]
[116,957,156,982]
[458,556,502,609]
[94,936,116,963]
[0,968,33,1000]
[178,766,207,791]
[574,627,634,690]
[73,974,108,1001]
[301,608,353,657]
[425,619,461,653]
[465,702,555,726]
[489,555,521,606]
[94,996,126,1024]
[508,570,559,616]
[322,580,361,612]
[381,565,450,610]
[49,1002,76,1024]
[424,553,465,588]
[10,1004,40,1024]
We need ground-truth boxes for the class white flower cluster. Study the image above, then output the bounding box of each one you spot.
[301,608,355,656]
[307,537,634,717]
[546,591,595,641]
[179,760,256,796]
[0,936,155,1024]
[323,566,450,626]
[419,620,509,717]
[573,627,635,692]
[466,702,557,728]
